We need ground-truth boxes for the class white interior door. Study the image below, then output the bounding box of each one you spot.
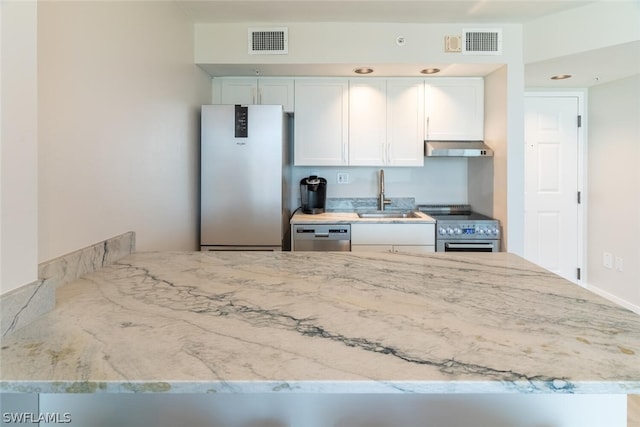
[524,95,581,283]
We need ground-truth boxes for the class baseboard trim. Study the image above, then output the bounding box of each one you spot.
[586,283,640,315]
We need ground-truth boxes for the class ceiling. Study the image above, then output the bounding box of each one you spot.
[178,0,639,87]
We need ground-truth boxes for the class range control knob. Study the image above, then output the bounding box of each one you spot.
[438,227,447,235]
[454,228,462,235]
[446,227,454,235]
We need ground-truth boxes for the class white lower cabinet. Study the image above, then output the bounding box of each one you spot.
[351,223,435,253]
[351,244,435,253]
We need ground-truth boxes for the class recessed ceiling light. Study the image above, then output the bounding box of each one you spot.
[420,68,441,75]
[354,67,374,75]
[550,74,572,80]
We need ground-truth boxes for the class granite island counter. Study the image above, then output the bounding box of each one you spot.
[1,251,639,425]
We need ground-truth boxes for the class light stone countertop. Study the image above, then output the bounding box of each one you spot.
[1,251,639,394]
[290,211,436,224]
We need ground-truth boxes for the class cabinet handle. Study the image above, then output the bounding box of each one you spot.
[258,88,262,104]
[252,88,257,104]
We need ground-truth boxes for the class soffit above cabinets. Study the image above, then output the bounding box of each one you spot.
[186,1,637,88]
[198,63,505,78]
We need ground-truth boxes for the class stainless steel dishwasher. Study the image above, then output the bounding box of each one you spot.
[292,224,351,251]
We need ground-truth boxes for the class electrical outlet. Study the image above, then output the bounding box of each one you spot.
[615,256,624,272]
[337,172,349,184]
[603,252,613,269]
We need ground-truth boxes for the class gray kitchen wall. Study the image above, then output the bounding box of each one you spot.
[290,160,469,210]
[36,1,212,266]
[1,1,38,295]
[587,74,640,311]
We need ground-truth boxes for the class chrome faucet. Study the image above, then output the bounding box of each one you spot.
[378,169,392,210]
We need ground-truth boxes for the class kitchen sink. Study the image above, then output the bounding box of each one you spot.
[357,211,421,219]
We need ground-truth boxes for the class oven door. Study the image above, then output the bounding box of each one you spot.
[437,240,499,252]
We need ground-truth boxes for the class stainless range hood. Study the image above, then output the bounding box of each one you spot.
[425,140,493,157]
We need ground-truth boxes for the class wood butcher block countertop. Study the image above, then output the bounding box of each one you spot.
[1,251,639,395]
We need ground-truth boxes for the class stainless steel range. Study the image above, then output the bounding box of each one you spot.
[417,204,501,252]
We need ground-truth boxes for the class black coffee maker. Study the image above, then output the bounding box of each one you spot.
[300,176,327,214]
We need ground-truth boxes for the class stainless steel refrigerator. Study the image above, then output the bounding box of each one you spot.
[200,104,288,251]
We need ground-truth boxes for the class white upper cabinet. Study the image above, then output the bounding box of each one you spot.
[386,79,425,166]
[213,78,294,112]
[259,79,294,112]
[349,79,424,167]
[424,78,484,141]
[294,79,349,166]
[349,80,387,166]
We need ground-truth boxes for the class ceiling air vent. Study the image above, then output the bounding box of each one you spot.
[248,27,288,55]
[462,28,502,55]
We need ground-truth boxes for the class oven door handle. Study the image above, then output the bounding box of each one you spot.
[445,242,495,250]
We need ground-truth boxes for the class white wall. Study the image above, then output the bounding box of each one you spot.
[37,1,211,263]
[587,74,640,311]
[0,1,39,294]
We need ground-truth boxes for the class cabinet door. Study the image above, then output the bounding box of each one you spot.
[294,79,349,166]
[349,80,387,166]
[259,79,294,112]
[218,78,258,105]
[214,78,294,112]
[386,80,425,166]
[352,244,434,253]
[351,223,435,246]
[425,78,484,140]
[392,245,435,253]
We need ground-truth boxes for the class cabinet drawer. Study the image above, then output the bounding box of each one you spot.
[351,223,435,245]
[351,244,393,252]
